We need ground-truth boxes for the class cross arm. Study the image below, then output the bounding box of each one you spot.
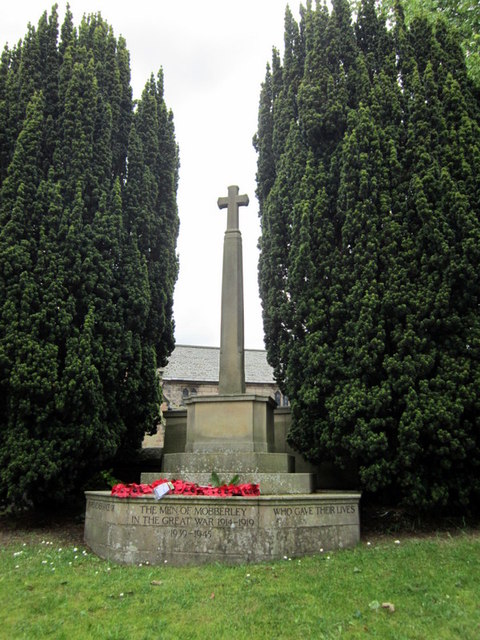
[217,185,249,230]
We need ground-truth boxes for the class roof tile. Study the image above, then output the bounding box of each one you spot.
[161,345,275,384]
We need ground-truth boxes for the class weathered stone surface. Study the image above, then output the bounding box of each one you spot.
[162,451,294,474]
[217,185,249,395]
[163,409,187,453]
[84,491,361,566]
[184,394,275,453]
[140,471,314,495]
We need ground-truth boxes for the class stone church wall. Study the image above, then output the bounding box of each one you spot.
[162,380,286,410]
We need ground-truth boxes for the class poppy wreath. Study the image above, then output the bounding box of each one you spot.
[111,478,260,498]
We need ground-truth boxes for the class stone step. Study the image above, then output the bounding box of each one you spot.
[140,471,314,495]
[162,452,294,474]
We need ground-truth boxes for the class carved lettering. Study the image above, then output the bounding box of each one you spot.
[193,506,247,517]
[336,504,356,514]
[195,517,214,527]
[89,500,114,512]
[316,505,336,515]
[141,505,157,515]
[272,504,356,518]
[128,503,255,529]
[161,516,192,527]
[122,501,356,532]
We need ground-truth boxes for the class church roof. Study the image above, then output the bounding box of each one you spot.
[161,344,275,384]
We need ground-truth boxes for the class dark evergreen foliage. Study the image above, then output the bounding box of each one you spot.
[0,7,179,507]
[255,0,480,510]
[377,0,480,87]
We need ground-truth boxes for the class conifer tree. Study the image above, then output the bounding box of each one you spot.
[0,8,179,507]
[377,0,480,87]
[255,0,480,510]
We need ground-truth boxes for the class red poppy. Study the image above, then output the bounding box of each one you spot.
[111,479,260,498]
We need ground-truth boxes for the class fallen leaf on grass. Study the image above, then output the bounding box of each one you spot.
[150,580,163,586]
[382,602,395,613]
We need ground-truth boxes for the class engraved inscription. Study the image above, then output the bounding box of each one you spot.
[130,503,257,531]
[89,500,115,512]
[85,494,362,565]
[272,504,357,517]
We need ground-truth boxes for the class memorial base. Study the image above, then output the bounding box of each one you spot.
[141,471,314,495]
[185,395,276,453]
[84,491,361,566]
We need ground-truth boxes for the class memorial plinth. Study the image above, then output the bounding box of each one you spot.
[84,184,361,565]
[85,491,361,566]
[184,394,275,453]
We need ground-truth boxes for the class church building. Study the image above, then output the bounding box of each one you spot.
[160,344,288,409]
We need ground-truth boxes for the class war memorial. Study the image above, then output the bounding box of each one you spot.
[84,186,361,565]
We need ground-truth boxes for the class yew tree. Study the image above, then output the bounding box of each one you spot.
[254,0,480,510]
[0,7,179,507]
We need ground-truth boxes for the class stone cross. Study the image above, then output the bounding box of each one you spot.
[218,185,249,230]
[217,185,249,395]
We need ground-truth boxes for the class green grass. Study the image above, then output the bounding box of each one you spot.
[1,531,479,639]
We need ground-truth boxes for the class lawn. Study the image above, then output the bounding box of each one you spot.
[1,523,479,639]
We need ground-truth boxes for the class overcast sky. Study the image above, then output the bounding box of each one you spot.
[1,1,299,349]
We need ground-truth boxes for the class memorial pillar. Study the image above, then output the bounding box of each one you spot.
[217,185,249,395]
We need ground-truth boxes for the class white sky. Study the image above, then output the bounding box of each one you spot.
[1,1,299,349]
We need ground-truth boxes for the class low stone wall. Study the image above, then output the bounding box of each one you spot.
[84,490,361,566]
